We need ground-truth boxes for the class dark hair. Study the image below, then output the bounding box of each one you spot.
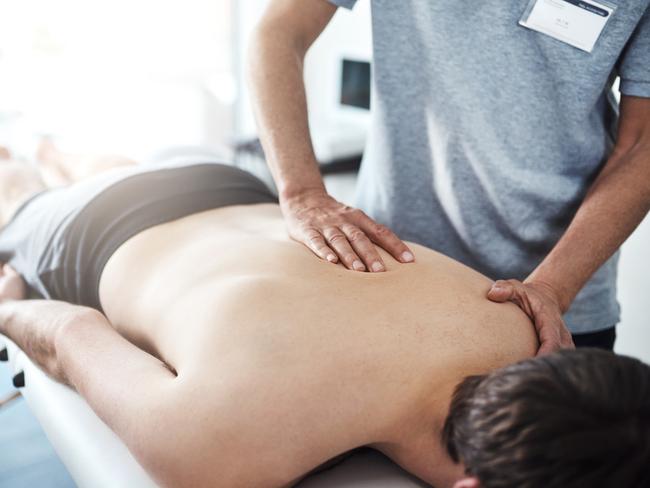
[442,349,650,488]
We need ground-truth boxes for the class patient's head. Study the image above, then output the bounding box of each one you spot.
[443,349,650,488]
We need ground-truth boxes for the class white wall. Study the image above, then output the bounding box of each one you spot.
[615,215,650,364]
[233,0,267,139]
[0,0,234,160]
[234,0,372,139]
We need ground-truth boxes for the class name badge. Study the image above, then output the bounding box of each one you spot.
[519,0,616,53]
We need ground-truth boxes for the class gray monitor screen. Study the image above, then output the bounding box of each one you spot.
[340,59,371,110]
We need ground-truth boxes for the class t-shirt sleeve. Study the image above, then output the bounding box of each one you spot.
[328,0,357,9]
[618,8,650,98]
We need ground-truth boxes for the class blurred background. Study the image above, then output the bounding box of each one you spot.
[0,0,648,486]
[0,0,373,178]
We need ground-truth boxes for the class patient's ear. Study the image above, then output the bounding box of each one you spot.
[452,477,480,488]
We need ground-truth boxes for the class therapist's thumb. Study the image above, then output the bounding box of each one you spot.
[487,280,516,302]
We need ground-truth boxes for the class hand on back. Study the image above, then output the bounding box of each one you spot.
[280,189,415,272]
[487,279,575,356]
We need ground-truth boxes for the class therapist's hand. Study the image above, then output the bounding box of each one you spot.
[487,278,575,356]
[280,189,415,272]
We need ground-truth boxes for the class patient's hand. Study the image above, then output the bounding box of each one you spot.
[487,279,575,356]
[0,264,26,302]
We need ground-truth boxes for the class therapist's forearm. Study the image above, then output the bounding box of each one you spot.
[247,21,325,201]
[528,134,650,312]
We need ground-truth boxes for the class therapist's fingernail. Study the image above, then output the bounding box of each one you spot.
[352,260,365,271]
[401,251,414,262]
[371,261,384,272]
[0,348,8,361]
[13,371,25,388]
[326,254,337,263]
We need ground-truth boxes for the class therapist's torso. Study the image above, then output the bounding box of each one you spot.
[340,0,650,333]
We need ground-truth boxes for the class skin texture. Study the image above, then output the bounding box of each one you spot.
[250,0,650,356]
[0,202,537,488]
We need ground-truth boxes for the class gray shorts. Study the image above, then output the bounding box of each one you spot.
[0,160,278,311]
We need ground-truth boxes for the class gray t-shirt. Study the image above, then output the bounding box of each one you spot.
[328,0,650,333]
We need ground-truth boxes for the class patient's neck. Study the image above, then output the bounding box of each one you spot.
[374,384,466,488]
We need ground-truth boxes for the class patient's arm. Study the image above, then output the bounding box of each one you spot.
[0,299,99,386]
[0,292,210,487]
[0,264,105,387]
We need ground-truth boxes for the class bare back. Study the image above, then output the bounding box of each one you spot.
[98,203,537,487]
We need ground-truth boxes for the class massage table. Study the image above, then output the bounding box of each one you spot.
[1,335,430,487]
